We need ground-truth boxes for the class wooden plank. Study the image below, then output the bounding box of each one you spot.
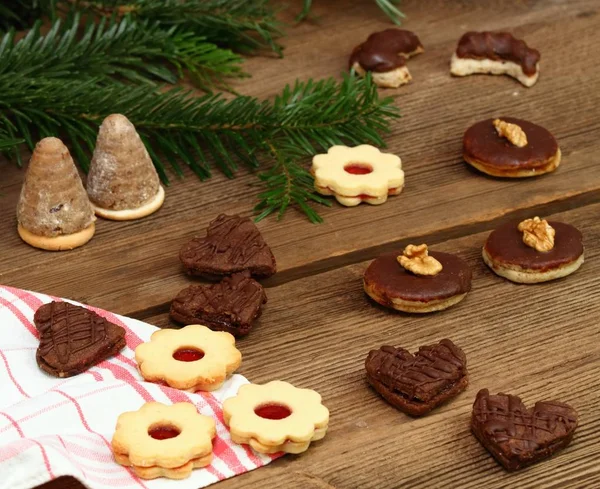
[38,201,600,489]
[2,0,600,316]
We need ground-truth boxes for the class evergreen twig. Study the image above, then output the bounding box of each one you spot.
[298,0,404,24]
[0,72,399,221]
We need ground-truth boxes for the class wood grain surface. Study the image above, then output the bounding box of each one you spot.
[0,0,598,488]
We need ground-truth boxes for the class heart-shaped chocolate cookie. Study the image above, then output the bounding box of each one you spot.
[365,339,468,416]
[471,389,578,471]
[179,214,276,280]
[35,301,126,378]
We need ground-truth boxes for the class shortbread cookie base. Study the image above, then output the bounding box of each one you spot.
[352,62,411,88]
[364,279,467,313]
[18,222,95,251]
[450,53,539,87]
[93,185,165,221]
[482,247,584,284]
[114,451,212,480]
[367,373,468,416]
[230,426,328,454]
[316,184,404,206]
[464,148,561,178]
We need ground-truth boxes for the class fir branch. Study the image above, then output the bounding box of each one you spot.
[0,73,398,221]
[0,15,245,90]
[57,0,285,55]
[298,0,404,24]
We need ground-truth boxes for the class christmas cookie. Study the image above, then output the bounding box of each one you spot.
[34,301,125,378]
[450,31,540,87]
[180,214,276,280]
[87,114,165,221]
[17,137,96,251]
[170,272,267,337]
[472,389,578,471]
[135,325,242,392]
[111,402,216,480]
[463,117,560,178]
[350,29,424,88]
[363,244,472,313]
[365,339,468,416]
[223,380,329,454]
[482,217,584,283]
[311,145,404,206]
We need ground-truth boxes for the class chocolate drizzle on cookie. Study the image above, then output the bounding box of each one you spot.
[170,272,267,336]
[472,389,578,471]
[179,214,276,279]
[456,32,540,76]
[349,29,423,73]
[34,301,126,378]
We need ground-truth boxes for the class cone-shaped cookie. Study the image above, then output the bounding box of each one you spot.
[16,137,96,251]
[87,114,164,220]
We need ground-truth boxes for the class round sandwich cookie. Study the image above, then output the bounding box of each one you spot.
[483,217,584,284]
[363,244,472,313]
[463,117,560,178]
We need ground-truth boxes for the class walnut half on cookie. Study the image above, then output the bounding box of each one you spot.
[349,29,424,88]
[311,145,404,206]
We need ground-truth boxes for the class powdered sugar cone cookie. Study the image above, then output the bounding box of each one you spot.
[16,137,96,251]
[87,114,164,220]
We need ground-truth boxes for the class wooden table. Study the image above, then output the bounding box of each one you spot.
[2,0,600,487]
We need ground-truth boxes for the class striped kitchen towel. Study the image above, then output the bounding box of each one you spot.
[0,285,279,489]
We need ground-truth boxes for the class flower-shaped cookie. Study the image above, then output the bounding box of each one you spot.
[111,402,216,480]
[223,380,329,454]
[311,145,404,206]
[135,324,242,392]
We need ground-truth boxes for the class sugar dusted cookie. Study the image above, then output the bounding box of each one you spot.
[463,117,560,178]
[350,29,424,88]
[223,380,329,454]
[311,145,404,206]
[111,402,216,480]
[482,217,584,283]
[135,325,242,392]
[450,31,540,87]
[363,244,472,313]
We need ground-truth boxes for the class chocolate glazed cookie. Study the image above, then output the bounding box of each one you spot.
[364,248,472,313]
[483,219,584,283]
[349,28,424,88]
[365,339,468,416]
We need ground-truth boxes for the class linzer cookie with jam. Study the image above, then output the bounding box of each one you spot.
[112,402,216,479]
[350,29,424,88]
[483,217,584,283]
[179,214,276,279]
[34,301,126,378]
[223,380,329,454]
[311,145,404,206]
[170,271,267,336]
[472,389,578,471]
[364,244,472,313]
[450,31,540,87]
[365,339,468,416]
[463,117,560,178]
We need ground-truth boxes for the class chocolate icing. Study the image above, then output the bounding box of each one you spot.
[179,214,276,279]
[456,32,540,76]
[472,389,578,471]
[170,272,267,336]
[349,29,423,73]
[485,220,583,271]
[34,301,126,378]
[463,117,558,171]
[365,339,467,403]
[364,251,472,302]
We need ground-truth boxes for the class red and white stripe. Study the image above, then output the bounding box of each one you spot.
[0,286,279,489]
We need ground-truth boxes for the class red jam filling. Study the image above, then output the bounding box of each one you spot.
[149,426,180,440]
[172,348,205,362]
[254,404,292,420]
[344,163,373,175]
